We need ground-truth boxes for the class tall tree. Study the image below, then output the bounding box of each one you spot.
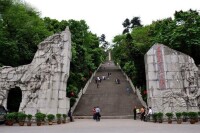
[0,0,51,66]
[122,17,142,34]
[99,34,109,50]
[112,9,200,102]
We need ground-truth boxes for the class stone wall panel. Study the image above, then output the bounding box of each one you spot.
[0,28,71,115]
[145,44,200,114]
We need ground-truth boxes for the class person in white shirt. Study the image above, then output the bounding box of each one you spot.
[146,107,153,121]
[148,107,153,115]
[95,106,101,121]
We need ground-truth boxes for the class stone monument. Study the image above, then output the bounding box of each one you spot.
[145,44,200,113]
[0,28,71,115]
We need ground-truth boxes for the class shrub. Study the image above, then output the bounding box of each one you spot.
[182,112,188,117]
[188,112,198,119]
[6,112,16,121]
[165,112,173,119]
[157,112,163,120]
[35,113,43,122]
[47,114,55,122]
[17,112,27,122]
[63,114,67,119]
[27,114,32,121]
[152,113,158,120]
[41,113,46,121]
[56,113,62,120]
[198,112,200,116]
[176,112,182,119]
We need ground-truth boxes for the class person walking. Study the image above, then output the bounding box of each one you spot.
[140,107,145,121]
[126,87,130,95]
[92,107,96,120]
[95,106,101,121]
[146,107,153,121]
[68,108,73,122]
[133,106,137,120]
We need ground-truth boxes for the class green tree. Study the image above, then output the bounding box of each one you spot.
[122,17,142,34]
[43,18,106,94]
[0,0,51,66]
[112,9,200,103]
[149,9,200,64]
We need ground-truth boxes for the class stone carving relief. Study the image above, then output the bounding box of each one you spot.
[145,44,200,113]
[180,63,200,109]
[0,28,71,115]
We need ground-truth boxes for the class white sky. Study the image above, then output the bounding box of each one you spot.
[24,0,199,43]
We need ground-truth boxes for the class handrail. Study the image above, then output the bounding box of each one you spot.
[118,64,147,108]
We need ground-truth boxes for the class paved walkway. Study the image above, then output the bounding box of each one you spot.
[0,119,200,133]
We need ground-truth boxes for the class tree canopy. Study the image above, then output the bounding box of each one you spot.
[112,10,200,102]
[0,0,106,104]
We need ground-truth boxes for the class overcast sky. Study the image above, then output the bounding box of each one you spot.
[24,0,199,43]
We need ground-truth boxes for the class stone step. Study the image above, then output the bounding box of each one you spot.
[74,115,134,119]
[73,61,143,117]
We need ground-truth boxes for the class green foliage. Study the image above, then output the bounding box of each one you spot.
[123,61,136,79]
[70,97,76,107]
[41,113,46,121]
[62,114,67,119]
[0,0,51,66]
[35,112,43,122]
[182,112,188,117]
[56,113,62,120]
[149,9,200,64]
[47,114,55,121]
[0,0,106,99]
[157,112,163,120]
[188,112,198,119]
[27,114,32,121]
[43,18,106,95]
[6,112,16,120]
[175,112,182,119]
[165,112,173,119]
[152,113,158,120]
[112,9,200,103]
[17,112,27,121]
[122,17,142,34]
[67,84,78,98]
[112,25,152,86]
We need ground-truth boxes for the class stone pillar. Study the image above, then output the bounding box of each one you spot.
[108,50,111,61]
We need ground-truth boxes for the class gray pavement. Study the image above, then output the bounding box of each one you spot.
[0,119,200,133]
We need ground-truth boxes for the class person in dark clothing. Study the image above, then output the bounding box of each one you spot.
[95,106,101,121]
[133,106,137,120]
[68,108,73,122]
[92,107,96,120]
[140,107,145,121]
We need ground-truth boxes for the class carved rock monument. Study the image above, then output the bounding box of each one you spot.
[0,28,71,115]
[145,44,200,113]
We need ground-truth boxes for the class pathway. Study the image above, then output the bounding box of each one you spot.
[73,61,143,118]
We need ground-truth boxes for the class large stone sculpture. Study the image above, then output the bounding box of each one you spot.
[0,28,71,115]
[145,44,200,113]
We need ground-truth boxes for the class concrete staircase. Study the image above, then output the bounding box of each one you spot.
[73,61,143,119]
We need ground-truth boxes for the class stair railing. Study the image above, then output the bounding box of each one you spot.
[118,64,147,108]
